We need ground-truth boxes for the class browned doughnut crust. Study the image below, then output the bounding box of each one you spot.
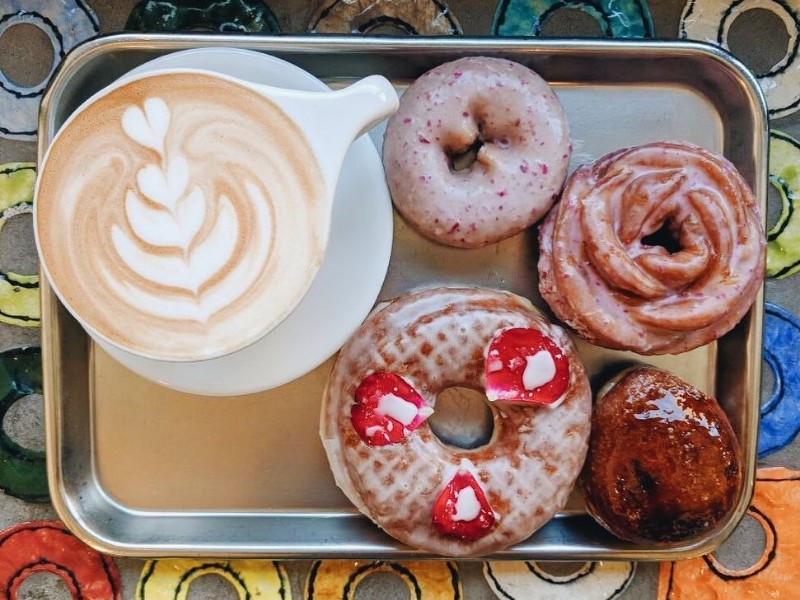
[581,366,742,544]
[320,287,592,557]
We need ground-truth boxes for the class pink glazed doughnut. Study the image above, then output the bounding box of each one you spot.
[382,57,571,248]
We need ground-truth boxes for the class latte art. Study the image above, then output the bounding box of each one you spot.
[36,72,326,360]
[112,97,271,323]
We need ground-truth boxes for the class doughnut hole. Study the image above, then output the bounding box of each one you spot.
[709,512,768,572]
[540,9,604,37]
[445,117,513,174]
[186,574,240,599]
[766,177,784,234]
[727,8,790,77]
[534,561,592,579]
[428,386,494,449]
[0,23,54,88]
[359,17,418,35]
[0,212,39,276]
[16,572,72,599]
[354,571,410,600]
[3,393,45,453]
[640,218,683,254]
[448,138,484,172]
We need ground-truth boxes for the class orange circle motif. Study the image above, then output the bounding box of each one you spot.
[658,467,799,598]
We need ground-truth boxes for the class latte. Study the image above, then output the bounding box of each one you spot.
[36,72,327,361]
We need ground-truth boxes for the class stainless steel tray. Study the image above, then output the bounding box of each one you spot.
[40,35,767,559]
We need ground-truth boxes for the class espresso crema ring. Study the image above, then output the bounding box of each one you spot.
[308,0,461,33]
[382,57,570,248]
[0,521,121,599]
[0,0,99,140]
[306,560,461,599]
[484,561,635,600]
[538,140,765,355]
[126,0,281,33]
[767,130,800,278]
[0,163,39,327]
[491,0,654,38]
[321,287,591,557]
[136,559,289,600]
[680,0,800,118]
[0,347,47,502]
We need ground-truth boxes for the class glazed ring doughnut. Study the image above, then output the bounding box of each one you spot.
[492,0,653,38]
[321,287,592,557]
[0,0,99,140]
[136,559,289,599]
[305,560,462,599]
[484,561,635,600]
[0,347,46,502]
[0,520,121,599]
[126,0,281,33]
[679,0,800,118]
[308,0,461,34]
[383,57,570,248]
[538,140,765,355]
[0,163,40,327]
[766,130,800,278]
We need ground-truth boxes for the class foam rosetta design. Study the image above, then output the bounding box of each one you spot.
[112,97,270,323]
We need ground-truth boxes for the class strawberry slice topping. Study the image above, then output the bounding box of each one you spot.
[351,372,433,446]
[432,469,495,541]
[484,327,569,404]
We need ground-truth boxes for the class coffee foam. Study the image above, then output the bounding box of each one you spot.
[37,72,326,360]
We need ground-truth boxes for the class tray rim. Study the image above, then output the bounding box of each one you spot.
[40,34,767,560]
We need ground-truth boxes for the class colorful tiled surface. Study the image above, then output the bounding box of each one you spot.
[1,0,799,597]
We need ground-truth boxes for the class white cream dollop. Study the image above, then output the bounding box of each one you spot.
[378,393,419,425]
[522,350,556,390]
[452,486,481,521]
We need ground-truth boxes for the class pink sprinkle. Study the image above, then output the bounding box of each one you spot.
[515,118,521,127]
[449,223,460,233]
[542,164,549,174]
[453,71,463,78]
[403,117,411,124]
[520,162,529,173]
[419,136,431,144]
[462,111,469,117]
[498,190,507,197]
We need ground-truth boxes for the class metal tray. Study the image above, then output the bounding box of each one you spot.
[40,35,767,559]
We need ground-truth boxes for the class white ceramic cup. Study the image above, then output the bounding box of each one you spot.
[35,53,399,394]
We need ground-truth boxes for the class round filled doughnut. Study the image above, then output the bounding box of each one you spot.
[320,287,592,557]
[0,347,46,503]
[0,520,121,599]
[382,57,571,248]
[484,560,635,600]
[305,560,462,599]
[538,140,765,355]
[0,0,99,140]
[582,366,742,544]
[308,0,461,34]
[136,559,289,600]
[766,129,800,278]
[126,0,281,33]
[0,163,40,328]
[492,0,653,38]
[680,0,800,119]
